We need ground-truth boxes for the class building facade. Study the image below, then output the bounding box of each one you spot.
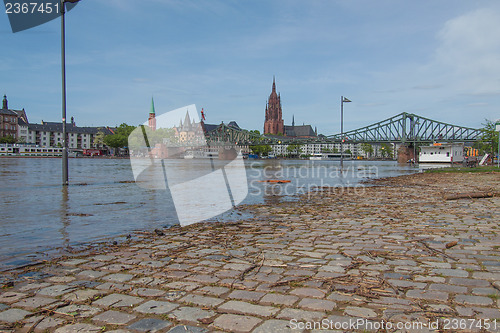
[263,78,317,138]
[284,116,317,138]
[20,117,113,149]
[264,77,284,135]
[1,95,28,140]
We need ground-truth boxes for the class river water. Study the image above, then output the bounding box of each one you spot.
[0,157,419,270]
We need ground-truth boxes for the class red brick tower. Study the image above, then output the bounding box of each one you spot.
[264,77,284,135]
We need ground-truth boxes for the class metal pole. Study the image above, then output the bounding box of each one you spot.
[340,96,343,170]
[497,131,500,168]
[61,0,68,186]
[412,120,417,164]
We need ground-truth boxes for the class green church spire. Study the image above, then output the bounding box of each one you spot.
[150,96,155,114]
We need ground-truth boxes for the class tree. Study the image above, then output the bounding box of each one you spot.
[380,143,393,159]
[250,144,272,157]
[360,143,373,157]
[287,144,302,157]
[92,129,106,148]
[0,135,16,144]
[321,147,332,153]
[103,123,137,152]
[104,134,127,149]
[476,119,499,154]
[114,123,136,137]
[249,130,260,136]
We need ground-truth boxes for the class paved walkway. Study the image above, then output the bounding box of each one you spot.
[1,172,499,332]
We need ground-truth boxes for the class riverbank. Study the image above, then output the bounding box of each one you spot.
[1,171,499,332]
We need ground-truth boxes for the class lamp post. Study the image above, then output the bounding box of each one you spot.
[496,121,500,168]
[340,96,351,170]
[61,0,80,186]
[412,120,419,164]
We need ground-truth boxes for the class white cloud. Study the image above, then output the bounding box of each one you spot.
[434,7,500,95]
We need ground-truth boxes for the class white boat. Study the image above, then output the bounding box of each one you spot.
[419,143,464,163]
[309,153,352,160]
[0,144,63,157]
[183,149,219,159]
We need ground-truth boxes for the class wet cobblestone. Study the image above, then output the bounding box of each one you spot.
[1,172,499,332]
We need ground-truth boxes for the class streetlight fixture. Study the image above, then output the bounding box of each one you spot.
[340,96,351,170]
[61,0,80,186]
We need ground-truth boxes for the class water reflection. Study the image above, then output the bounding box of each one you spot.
[59,186,70,248]
[0,158,419,269]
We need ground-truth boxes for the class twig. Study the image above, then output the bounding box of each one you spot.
[416,240,457,261]
[27,316,45,333]
[270,276,310,287]
[238,264,258,281]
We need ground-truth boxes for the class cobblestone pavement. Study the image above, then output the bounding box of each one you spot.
[1,172,499,332]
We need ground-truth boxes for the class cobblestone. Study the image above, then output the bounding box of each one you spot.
[0,308,31,323]
[211,313,262,332]
[93,293,144,308]
[406,289,449,301]
[219,300,279,317]
[127,318,172,331]
[260,293,299,306]
[0,172,499,332]
[93,310,136,325]
[168,306,216,323]
[227,289,265,301]
[134,300,179,314]
[454,294,493,306]
[298,298,337,311]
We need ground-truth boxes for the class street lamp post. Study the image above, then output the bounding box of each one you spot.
[412,120,419,164]
[61,0,79,186]
[340,96,351,170]
[496,121,500,168]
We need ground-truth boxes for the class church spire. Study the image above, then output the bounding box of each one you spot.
[272,76,276,92]
[148,96,156,131]
[150,96,155,115]
[292,115,295,127]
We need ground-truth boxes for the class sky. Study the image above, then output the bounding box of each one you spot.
[1,0,500,135]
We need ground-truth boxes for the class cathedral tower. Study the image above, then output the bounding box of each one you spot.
[264,77,284,135]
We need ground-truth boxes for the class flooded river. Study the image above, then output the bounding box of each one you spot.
[0,157,419,270]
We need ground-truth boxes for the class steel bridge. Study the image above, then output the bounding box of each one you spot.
[326,112,483,144]
[205,112,484,145]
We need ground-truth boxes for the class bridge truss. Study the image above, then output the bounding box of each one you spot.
[326,112,482,144]
[204,113,484,146]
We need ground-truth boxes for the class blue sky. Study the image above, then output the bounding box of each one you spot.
[1,0,500,134]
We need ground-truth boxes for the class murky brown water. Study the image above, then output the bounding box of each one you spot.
[0,157,418,269]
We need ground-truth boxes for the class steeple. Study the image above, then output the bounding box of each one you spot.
[148,96,156,131]
[2,95,7,109]
[264,77,284,135]
[292,115,295,127]
[150,96,155,115]
[183,110,191,130]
